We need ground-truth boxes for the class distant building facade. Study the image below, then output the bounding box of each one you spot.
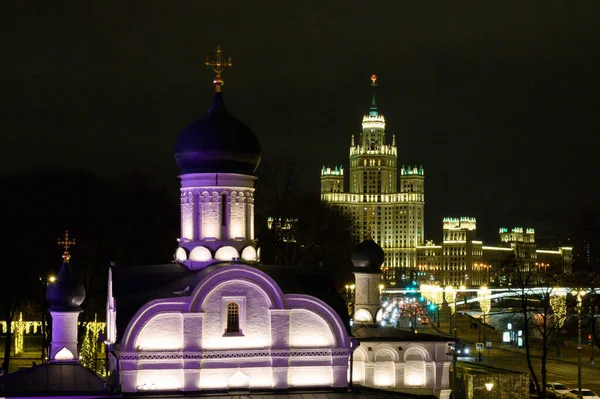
[416,219,572,286]
[321,75,424,285]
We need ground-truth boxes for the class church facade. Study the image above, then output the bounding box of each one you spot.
[115,265,352,392]
[105,48,354,393]
[321,75,425,285]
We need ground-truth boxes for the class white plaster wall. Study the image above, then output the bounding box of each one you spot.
[248,199,255,239]
[288,366,333,387]
[120,265,352,393]
[199,367,274,389]
[134,369,184,391]
[289,309,335,347]
[229,192,246,239]
[354,273,381,309]
[50,311,80,360]
[201,280,271,349]
[350,341,451,396]
[179,173,256,245]
[135,313,183,350]
[202,192,220,239]
[180,191,195,240]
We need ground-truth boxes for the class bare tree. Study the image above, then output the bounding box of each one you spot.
[502,254,565,399]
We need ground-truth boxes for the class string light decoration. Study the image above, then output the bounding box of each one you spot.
[79,314,107,375]
[420,284,432,303]
[478,286,492,315]
[14,312,25,356]
[445,286,456,314]
[432,285,444,308]
[550,287,567,328]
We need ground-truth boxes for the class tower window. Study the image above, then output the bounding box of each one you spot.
[221,194,227,226]
[226,302,239,333]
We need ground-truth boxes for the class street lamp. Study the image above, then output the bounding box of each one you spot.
[571,289,586,398]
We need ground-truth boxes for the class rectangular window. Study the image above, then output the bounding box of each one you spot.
[227,302,239,333]
[222,296,245,336]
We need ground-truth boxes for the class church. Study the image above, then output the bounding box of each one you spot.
[1,47,451,399]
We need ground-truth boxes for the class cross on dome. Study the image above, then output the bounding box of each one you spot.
[205,45,233,92]
[57,230,76,263]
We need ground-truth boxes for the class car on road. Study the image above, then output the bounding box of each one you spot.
[420,316,429,324]
[546,382,571,397]
[568,389,600,398]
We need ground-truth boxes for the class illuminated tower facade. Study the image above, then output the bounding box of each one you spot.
[173,46,261,269]
[321,75,425,285]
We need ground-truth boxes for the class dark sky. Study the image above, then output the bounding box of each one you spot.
[3,1,599,244]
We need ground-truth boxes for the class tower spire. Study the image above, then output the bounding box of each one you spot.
[369,74,378,116]
[57,230,76,263]
[205,45,233,93]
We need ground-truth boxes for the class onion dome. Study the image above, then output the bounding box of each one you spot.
[174,45,261,175]
[351,237,385,273]
[46,261,86,311]
[174,92,261,174]
[47,233,86,311]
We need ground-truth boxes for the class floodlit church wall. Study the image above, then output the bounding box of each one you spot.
[200,280,271,349]
[229,191,246,239]
[118,265,351,393]
[289,308,335,347]
[134,313,183,350]
[351,341,451,395]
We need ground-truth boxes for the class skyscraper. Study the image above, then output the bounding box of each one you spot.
[321,75,424,285]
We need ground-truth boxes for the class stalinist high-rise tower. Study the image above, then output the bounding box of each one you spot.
[321,75,424,285]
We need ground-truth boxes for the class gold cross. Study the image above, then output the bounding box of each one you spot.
[57,230,76,263]
[205,45,232,92]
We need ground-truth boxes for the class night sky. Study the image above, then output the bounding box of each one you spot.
[3,1,600,244]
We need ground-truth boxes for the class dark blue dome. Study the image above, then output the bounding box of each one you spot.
[351,239,385,272]
[174,92,261,174]
[46,262,86,311]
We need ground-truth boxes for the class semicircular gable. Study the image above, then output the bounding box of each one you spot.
[189,265,285,312]
[354,308,373,323]
[403,344,431,362]
[214,246,239,261]
[189,246,212,262]
[241,246,257,262]
[283,294,350,348]
[120,298,188,352]
[374,345,400,362]
[353,345,369,362]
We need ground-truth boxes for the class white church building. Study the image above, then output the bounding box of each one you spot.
[1,48,452,399]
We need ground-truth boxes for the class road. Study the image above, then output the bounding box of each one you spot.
[463,347,600,394]
[427,310,600,395]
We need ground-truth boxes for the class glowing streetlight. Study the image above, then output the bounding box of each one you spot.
[48,275,56,283]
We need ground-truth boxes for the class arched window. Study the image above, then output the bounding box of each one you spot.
[221,194,227,226]
[227,302,239,333]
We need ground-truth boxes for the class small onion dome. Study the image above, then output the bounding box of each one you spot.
[46,262,86,311]
[174,92,262,175]
[351,239,385,272]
